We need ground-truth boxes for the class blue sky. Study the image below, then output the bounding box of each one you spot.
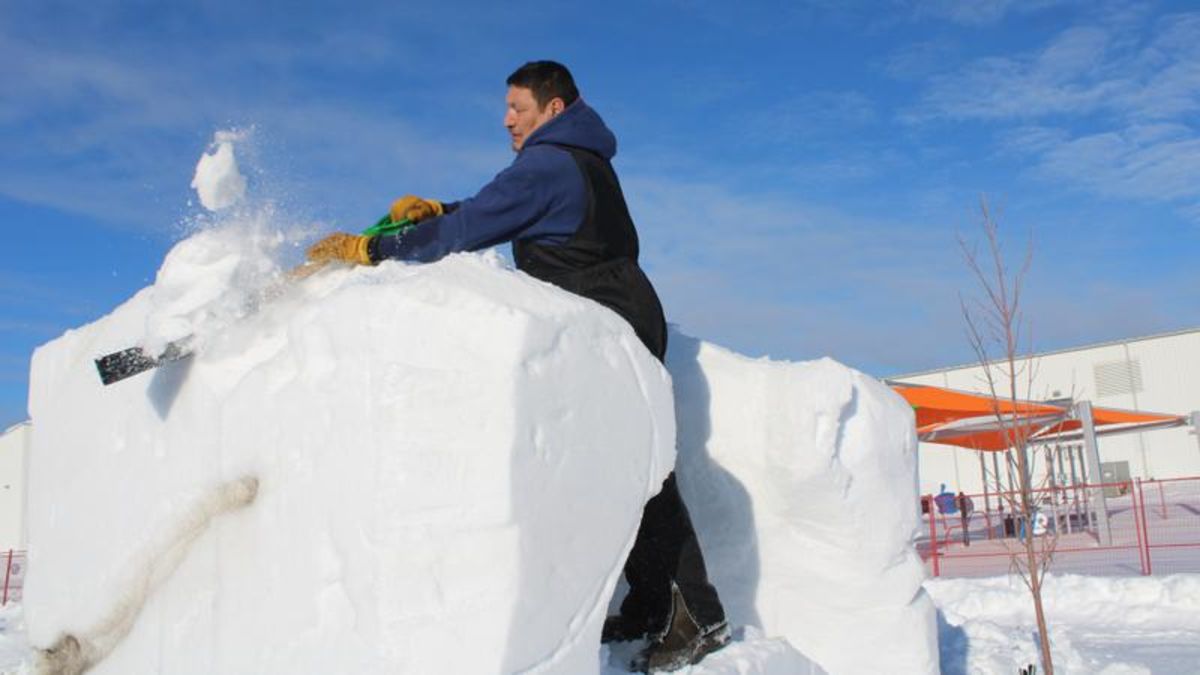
[2,0,1198,427]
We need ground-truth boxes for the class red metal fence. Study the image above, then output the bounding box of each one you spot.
[919,477,1200,578]
[2,549,25,605]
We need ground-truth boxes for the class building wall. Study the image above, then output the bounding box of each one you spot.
[896,329,1200,495]
[0,422,28,551]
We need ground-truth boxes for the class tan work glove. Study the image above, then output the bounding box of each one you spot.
[305,232,373,266]
[389,195,444,223]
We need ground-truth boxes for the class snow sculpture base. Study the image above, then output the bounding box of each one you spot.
[666,332,939,675]
[25,253,675,674]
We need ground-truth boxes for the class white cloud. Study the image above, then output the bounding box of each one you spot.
[618,170,984,370]
[908,27,1122,121]
[907,0,1079,26]
[1000,125,1071,154]
[1034,127,1200,202]
[910,13,1200,121]
[908,12,1200,218]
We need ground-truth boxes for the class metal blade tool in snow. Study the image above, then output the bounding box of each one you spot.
[93,217,415,385]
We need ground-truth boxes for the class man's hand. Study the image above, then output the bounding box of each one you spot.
[306,233,373,266]
[390,195,444,223]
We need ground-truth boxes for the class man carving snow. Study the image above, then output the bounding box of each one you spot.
[307,60,729,672]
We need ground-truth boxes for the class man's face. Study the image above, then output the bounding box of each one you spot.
[504,86,560,152]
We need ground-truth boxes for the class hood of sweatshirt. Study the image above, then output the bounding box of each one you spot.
[522,99,617,160]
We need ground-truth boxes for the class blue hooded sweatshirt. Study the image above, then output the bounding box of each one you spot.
[372,99,618,263]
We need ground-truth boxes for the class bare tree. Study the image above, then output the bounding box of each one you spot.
[958,197,1055,675]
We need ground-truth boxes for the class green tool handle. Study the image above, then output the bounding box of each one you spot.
[361,215,416,237]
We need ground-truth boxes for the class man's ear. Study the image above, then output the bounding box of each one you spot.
[549,97,566,116]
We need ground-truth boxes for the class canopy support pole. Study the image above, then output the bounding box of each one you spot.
[1076,401,1112,546]
[1191,411,1200,466]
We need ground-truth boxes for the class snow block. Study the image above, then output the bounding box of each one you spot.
[666,333,939,675]
[25,250,675,674]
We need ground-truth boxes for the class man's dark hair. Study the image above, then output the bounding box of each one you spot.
[506,61,579,109]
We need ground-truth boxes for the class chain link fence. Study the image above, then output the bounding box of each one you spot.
[919,477,1200,578]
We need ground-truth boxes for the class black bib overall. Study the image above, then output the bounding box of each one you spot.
[513,146,666,360]
[514,145,726,632]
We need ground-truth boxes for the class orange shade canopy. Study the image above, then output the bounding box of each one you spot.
[889,382,1183,451]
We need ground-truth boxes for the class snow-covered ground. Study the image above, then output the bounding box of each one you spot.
[7,571,1200,673]
[2,604,822,674]
[928,573,1200,675]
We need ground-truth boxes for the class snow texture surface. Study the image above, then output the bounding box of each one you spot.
[141,220,284,358]
[25,241,676,673]
[664,336,939,675]
[928,573,1200,674]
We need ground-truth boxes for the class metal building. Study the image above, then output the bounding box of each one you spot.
[893,327,1200,495]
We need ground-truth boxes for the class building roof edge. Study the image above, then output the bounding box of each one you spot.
[891,326,1200,380]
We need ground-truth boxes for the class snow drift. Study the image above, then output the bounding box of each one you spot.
[928,573,1200,674]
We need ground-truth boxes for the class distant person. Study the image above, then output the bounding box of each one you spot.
[1000,504,1015,538]
[933,483,957,515]
[305,60,728,672]
[956,491,974,546]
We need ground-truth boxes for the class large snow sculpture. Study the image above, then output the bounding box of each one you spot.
[666,333,939,675]
[22,219,937,675]
[25,245,676,674]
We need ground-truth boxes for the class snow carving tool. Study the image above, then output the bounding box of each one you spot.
[93,216,416,385]
[35,475,260,675]
[94,342,190,386]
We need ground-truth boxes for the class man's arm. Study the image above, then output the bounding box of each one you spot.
[371,148,573,263]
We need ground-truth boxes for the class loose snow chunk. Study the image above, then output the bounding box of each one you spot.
[665,334,938,675]
[191,131,247,211]
[142,221,284,358]
[25,252,675,674]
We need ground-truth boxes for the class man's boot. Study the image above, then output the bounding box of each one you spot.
[630,583,730,673]
[601,613,657,644]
